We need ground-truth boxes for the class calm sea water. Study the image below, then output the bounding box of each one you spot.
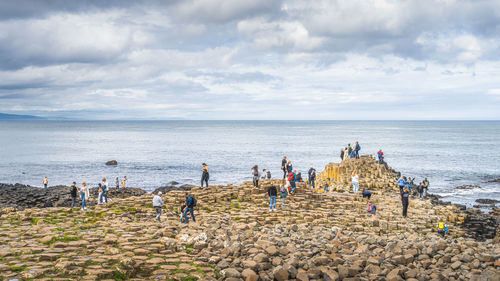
[0,121,499,209]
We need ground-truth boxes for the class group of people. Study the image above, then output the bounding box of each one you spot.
[340,141,361,160]
[66,176,128,210]
[152,191,196,223]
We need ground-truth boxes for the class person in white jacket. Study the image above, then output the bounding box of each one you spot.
[153,192,164,222]
[79,181,89,210]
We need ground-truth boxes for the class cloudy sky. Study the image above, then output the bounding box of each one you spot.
[0,0,499,120]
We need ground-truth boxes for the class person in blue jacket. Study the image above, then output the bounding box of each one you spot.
[183,192,196,223]
[397,176,406,195]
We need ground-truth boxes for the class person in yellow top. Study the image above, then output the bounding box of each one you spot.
[122,176,127,188]
[201,163,209,188]
[43,177,48,188]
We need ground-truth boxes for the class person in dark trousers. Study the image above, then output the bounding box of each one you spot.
[286,161,293,174]
[70,181,77,208]
[201,163,209,188]
[308,166,316,189]
[266,169,271,179]
[251,165,260,189]
[153,192,164,222]
[377,149,384,164]
[353,141,361,159]
[115,177,120,188]
[362,190,372,199]
[422,177,429,197]
[268,185,277,211]
[43,177,48,188]
[340,148,345,161]
[288,171,297,194]
[417,183,424,198]
[401,186,410,217]
[184,192,196,223]
[281,156,287,179]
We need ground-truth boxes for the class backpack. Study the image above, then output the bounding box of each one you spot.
[288,173,294,181]
[192,197,197,207]
[367,204,376,214]
[253,170,259,177]
[358,145,361,151]
[280,185,287,193]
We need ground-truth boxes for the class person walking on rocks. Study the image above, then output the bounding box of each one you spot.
[281,156,287,179]
[351,171,359,193]
[43,176,48,188]
[201,163,209,188]
[101,178,109,203]
[70,181,77,208]
[286,160,293,174]
[79,181,89,210]
[184,192,196,223]
[279,179,288,207]
[268,184,277,211]
[251,165,261,189]
[153,191,164,222]
[401,186,410,217]
[115,177,120,189]
[308,166,316,189]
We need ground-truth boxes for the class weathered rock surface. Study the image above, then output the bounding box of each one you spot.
[456,185,481,189]
[105,160,118,165]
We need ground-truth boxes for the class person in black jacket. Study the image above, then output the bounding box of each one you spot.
[70,181,77,208]
[268,185,277,211]
[281,156,287,179]
[401,186,410,217]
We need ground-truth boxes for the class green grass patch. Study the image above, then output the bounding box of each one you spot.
[42,235,80,245]
[10,265,27,272]
[171,269,191,275]
[113,209,124,215]
[180,276,198,281]
[109,268,127,281]
[31,217,41,225]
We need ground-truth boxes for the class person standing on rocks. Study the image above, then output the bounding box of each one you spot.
[184,192,196,223]
[281,155,287,179]
[308,166,316,189]
[351,171,359,193]
[43,176,48,188]
[422,177,429,197]
[201,163,209,188]
[79,181,89,210]
[101,178,109,204]
[266,169,271,179]
[340,148,345,161]
[347,144,353,158]
[279,179,288,207]
[122,176,127,189]
[353,141,361,159]
[377,149,384,164]
[397,176,406,195]
[288,170,297,194]
[115,177,120,189]
[401,186,410,217]
[268,184,277,211]
[251,165,261,189]
[153,191,164,222]
[286,160,293,174]
[70,182,77,208]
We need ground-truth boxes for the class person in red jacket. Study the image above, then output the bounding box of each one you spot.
[288,170,297,194]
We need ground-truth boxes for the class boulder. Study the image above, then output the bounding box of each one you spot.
[105,160,118,166]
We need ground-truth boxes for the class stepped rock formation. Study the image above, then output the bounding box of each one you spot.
[317,156,400,192]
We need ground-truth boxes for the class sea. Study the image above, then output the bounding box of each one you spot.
[0,120,499,210]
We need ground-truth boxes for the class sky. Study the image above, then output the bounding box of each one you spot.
[0,0,499,120]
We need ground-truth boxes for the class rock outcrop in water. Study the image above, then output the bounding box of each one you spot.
[105,160,118,166]
[0,183,146,210]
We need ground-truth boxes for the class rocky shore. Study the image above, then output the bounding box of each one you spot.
[0,158,499,281]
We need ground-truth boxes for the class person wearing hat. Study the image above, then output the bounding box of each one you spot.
[201,163,209,188]
[70,181,77,208]
[153,191,164,222]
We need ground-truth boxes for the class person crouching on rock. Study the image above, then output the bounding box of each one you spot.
[153,192,164,222]
[362,190,372,199]
[268,184,277,212]
[401,186,410,217]
[279,179,288,207]
[79,181,89,210]
[184,192,196,223]
[70,181,77,208]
